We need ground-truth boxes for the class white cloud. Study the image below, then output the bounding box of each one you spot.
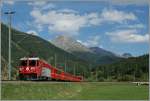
[77,35,101,47]
[127,24,145,29]
[116,23,145,29]
[28,1,47,6]
[30,8,138,36]
[28,1,55,10]
[3,0,15,5]
[57,9,78,14]
[42,3,56,10]
[87,13,102,25]
[30,9,90,35]
[101,8,137,23]
[27,30,38,36]
[106,29,149,43]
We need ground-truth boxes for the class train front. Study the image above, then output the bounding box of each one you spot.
[18,57,40,80]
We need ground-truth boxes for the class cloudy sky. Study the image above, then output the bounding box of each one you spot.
[2,0,149,56]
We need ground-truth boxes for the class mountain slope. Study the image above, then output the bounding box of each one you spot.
[89,47,117,58]
[52,35,122,65]
[52,35,92,53]
[1,23,90,80]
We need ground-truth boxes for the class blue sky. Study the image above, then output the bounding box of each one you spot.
[2,0,149,56]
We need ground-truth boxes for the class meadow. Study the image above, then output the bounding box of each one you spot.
[1,81,149,100]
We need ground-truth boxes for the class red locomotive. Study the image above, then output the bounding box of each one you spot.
[18,57,83,81]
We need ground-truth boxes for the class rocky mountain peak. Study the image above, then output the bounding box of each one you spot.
[122,53,132,58]
[52,35,92,53]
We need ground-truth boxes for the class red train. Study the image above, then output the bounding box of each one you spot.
[18,57,83,82]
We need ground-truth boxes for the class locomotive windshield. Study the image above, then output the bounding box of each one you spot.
[29,60,36,66]
[20,60,38,66]
[21,60,27,66]
[20,57,39,66]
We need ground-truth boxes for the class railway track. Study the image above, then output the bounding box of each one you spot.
[1,80,81,84]
[3,81,148,86]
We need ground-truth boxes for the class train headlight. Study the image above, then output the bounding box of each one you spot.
[19,68,23,71]
[26,67,29,71]
[31,67,35,70]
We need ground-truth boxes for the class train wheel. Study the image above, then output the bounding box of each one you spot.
[18,74,26,80]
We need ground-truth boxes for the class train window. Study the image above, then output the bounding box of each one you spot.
[21,60,27,66]
[57,70,62,74]
[29,60,36,66]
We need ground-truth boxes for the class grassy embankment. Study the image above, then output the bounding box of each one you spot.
[1,82,149,100]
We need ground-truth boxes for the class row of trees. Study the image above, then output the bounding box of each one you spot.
[87,54,149,81]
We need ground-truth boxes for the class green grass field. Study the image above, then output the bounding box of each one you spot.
[1,82,149,100]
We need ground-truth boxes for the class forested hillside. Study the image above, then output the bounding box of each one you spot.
[90,54,149,81]
[1,23,91,80]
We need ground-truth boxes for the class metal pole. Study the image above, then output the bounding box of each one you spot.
[54,53,57,67]
[4,11,15,80]
[74,63,76,75]
[64,57,66,72]
[8,14,11,80]
[96,68,98,81]
[76,63,78,75]
[89,64,92,78]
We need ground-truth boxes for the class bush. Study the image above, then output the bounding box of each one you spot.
[117,75,134,81]
[98,77,105,81]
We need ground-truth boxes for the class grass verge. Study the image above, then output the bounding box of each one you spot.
[1,82,149,100]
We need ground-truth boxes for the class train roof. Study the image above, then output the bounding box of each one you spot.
[20,57,40,60]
